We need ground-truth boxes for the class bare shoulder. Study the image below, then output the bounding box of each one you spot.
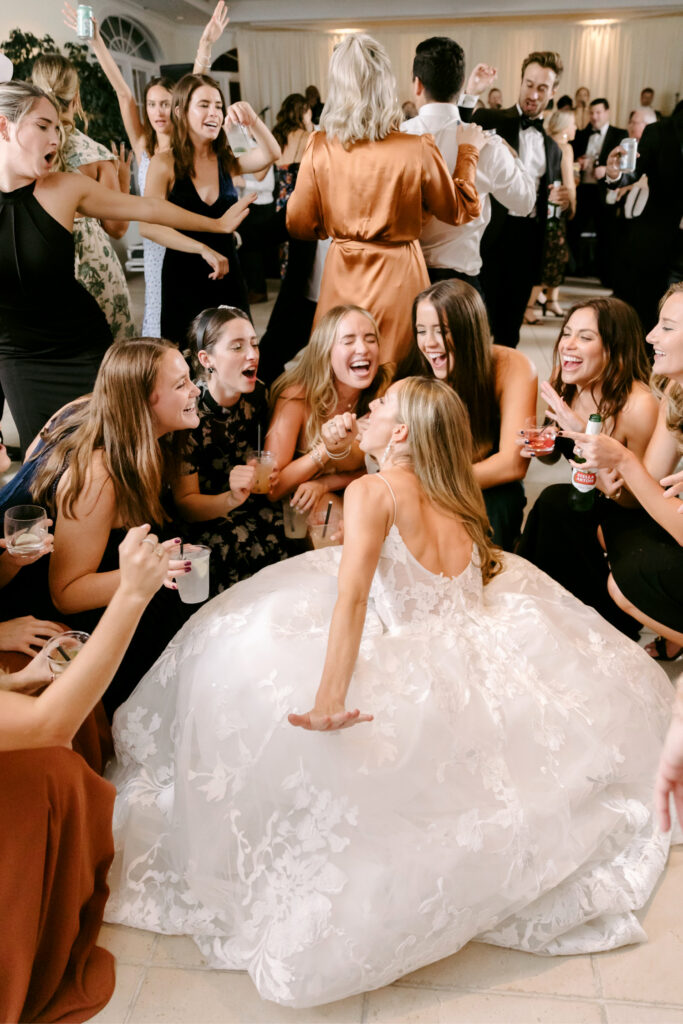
[622,380,658,416]
[277,384,306,403]
[493,345,537,384]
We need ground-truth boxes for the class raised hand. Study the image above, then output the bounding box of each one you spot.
[464,62,497,97]
[456,122,489,152]
[322,412,357,455]
[606,144,626,180]
[228,464,256,507]
[118,525,171,598]
[200,1,229,47]
[225,101,259,129]
[540,381,584,432]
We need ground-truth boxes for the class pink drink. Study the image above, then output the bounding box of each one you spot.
[521,427,556,455]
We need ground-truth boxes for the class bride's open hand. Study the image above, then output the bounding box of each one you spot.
[288,705,373,731]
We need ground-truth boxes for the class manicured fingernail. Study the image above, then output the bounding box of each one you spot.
[172,583,178,590]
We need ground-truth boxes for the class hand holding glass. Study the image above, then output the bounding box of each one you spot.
[4,505,49,556]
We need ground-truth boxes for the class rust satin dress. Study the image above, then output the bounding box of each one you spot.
[286,131,480,363]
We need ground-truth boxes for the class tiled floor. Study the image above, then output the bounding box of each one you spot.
[21,273,683,1023]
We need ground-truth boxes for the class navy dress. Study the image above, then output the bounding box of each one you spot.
[160,161,249,349]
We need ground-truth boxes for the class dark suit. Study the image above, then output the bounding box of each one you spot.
[472,105,562,347]
[608,111,683,329]
[571,124,627,281]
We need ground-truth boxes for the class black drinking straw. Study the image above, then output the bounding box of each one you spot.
[56,644,72,662]
[322,500,333,538]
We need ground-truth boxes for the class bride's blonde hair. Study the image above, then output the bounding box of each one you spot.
[395,377,502,585]
[320,34,402,149]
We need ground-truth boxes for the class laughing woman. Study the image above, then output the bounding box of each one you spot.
[0,80,252,453]
[173,306,287,594]
[141,74,281,348]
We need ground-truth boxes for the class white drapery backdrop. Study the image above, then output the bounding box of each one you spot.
[235,15,682,128]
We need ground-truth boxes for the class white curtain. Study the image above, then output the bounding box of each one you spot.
[236,15,682,128]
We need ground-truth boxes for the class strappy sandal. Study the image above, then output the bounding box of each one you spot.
[523,306,541,325]
[545,302,565,318]
[646,636,683,661]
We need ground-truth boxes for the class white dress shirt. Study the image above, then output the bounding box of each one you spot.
[582,123,609,184]
[401,103,535,274]
[509,103,546,216]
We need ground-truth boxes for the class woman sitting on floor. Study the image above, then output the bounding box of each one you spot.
[266,304,393,527]
[173,306,287,594]
[401,278,537,549]
[0,525,167,1024]
[517,296,659,636]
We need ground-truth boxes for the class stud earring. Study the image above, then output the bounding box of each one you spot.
[207,366,215,374]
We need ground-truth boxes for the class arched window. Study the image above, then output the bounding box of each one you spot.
[99,15,159,111]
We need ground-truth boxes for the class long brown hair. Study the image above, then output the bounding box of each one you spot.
[272,93,307,148]
[270,305,393,448]
[32,338,187,527]
[395,377,502,585]
[142,75,175,157]
[549,297,651,432]
[407,280,497,462]
[170,74,237,181]
[652,282,683,446]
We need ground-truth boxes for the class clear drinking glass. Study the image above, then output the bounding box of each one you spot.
[247,450,275,494]
[44,630,90,675]
[175,545,211,604]
[3,505,48,555]
[520,417,557,456]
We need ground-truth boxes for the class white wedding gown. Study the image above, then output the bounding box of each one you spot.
[106,516,675,1008]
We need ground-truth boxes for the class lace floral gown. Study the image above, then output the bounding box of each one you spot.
[106,520,674,1008]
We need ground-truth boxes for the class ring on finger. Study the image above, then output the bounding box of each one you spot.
[141,537,157,548]
[574,445,583,457]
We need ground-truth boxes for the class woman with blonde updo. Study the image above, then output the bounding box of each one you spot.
[32,53,136,339]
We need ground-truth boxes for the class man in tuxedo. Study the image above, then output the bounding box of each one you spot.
[473,51,568,347]
[640,87,663,121]
[571,98,627,280]
[606,100,683,330]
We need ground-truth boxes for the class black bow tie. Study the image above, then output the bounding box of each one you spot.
[591,128,602,135]
[521,115,545,133]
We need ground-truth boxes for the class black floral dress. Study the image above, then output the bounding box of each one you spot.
[180,382,287,594]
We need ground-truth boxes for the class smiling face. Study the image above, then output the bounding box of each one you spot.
[1,97,60,180]
[199,317,260,402]
[518,62,557,119]
[146,84,172,137]
[329,310,380,391]
[185,85,225,143]
[358,380,403,457]
[415,299,454,380]
[558,307,607,387]
[149,348,200,436]
[647,292,683,382]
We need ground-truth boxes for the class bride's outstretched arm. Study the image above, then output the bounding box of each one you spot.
[288,477,391,731]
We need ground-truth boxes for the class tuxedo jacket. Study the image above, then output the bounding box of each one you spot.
[472,105,562,233]
[573,124,627,166]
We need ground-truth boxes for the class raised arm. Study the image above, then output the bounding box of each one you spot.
[474,348,537,489]
[193,1,230,76]
[226,102,281,174]
[289,475,390,730]
[63,3,147,162]
[0,526,167,750]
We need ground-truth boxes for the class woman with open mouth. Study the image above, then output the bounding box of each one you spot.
[172,306,288,595]
[517,295,659,637]
[0,80,253,455]
[403,278,537,550]
[141,73,281,350]
[265,304,393,535]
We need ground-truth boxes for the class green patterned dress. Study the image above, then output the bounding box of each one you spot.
[62,130,136,340]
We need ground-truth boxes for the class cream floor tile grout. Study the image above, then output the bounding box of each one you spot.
[123,934,160,1024]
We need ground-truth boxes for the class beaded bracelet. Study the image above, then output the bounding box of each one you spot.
[324,445,352,460]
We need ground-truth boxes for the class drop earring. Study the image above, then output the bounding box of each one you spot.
[381,439,394,467]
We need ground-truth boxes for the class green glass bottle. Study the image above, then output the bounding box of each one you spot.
[569,413,602,511]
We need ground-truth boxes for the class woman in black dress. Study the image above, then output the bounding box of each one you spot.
[562,284,683,659]
[516,297,659,637]
[0,81,253,453]
[141,74,281,348]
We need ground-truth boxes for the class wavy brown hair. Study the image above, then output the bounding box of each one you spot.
[170,74,237,181]
[549,297,651,433]
[394,377,502,585]
[142,76,175,157]
[272,93,307,148]
[405,280,497,462]
[32,338,187,527]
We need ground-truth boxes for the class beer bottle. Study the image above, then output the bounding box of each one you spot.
[569,413,602,511]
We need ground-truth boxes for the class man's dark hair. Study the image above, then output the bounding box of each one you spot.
[591,97,609,109]
[520,51,563,83]
[557,94,573,109]
[641,87,654,96]
[413,37,465,102]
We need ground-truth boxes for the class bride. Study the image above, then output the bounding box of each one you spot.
[107,376,674,1009]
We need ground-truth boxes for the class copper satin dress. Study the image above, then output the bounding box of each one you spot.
[286,132,481,362]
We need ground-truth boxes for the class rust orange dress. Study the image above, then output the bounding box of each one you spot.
[286,131,481,363]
